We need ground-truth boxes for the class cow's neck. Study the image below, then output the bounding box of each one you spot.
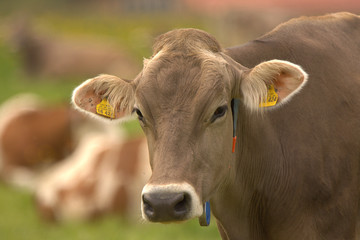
[212,109,283,239]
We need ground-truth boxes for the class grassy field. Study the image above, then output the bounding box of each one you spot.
[0,183,220,240]
[0,11,221,240]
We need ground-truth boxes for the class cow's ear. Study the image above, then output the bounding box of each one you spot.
[240,60,308,111]
[72,74,135,121]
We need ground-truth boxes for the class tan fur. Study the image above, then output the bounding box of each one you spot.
[152,28,223,55]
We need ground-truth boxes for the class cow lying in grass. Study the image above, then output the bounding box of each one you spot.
[0,94,150,222]
[35,132,150,222]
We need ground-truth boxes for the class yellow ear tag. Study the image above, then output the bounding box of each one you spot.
[96,98,115,119]
[259,85,278,107]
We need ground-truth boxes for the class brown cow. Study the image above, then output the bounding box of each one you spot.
[72,12,360,239]
[35,132,150,222]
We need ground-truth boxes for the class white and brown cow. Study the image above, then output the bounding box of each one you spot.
[0,94,79,189]
[72,12,360,239]
[35,132,150,222]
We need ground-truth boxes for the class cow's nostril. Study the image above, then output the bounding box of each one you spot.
[174,193,189,215]
[142,194,155,217]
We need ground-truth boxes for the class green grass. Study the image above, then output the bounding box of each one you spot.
[34,12,210,61]
[0,183,220,240]
[0,12,221,240]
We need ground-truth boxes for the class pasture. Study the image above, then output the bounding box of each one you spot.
[0,12,220,240]
[0,182,220,240]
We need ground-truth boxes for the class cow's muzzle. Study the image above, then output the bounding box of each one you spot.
[141,183,203,222]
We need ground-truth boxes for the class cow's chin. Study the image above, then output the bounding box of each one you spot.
[141,182,203,223]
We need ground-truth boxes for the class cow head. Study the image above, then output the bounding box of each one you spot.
[72,29,307,223]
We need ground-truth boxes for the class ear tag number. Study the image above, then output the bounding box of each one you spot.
[96,98,115,119]
[199,201,211,226]
[259,85,278,107]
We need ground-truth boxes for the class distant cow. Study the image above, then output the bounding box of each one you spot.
[35,132,150,221]
[9,19,141,79]
[72,13,360,239]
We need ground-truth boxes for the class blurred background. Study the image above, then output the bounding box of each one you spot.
[0,0,359,239]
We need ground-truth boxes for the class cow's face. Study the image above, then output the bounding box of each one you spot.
[135,50,236,222]
[72,29,307,223]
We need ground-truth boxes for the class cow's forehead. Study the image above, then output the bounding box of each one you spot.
[135,52,229,115]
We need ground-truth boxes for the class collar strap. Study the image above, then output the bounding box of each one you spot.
[231,99,240,153]
[199,99,240,227]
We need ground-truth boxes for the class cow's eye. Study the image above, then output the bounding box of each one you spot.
[211,105,228,123]
[133,108,144,121]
